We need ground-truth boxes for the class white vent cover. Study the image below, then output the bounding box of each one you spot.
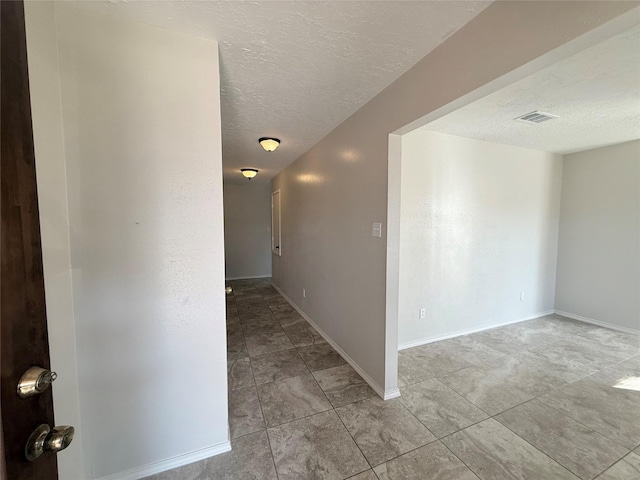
[515,111,559,124]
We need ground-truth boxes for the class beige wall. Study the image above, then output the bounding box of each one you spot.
[224,184,272,279]
[28,4,229,479]
[272,1,638,396]
[556,140,640,332]
[399,131,562,348]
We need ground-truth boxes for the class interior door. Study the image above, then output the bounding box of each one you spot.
[272,190,281,256]
[1,1,70,478]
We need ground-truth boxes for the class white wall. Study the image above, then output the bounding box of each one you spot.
[272,2,636,397]
[398,131,562,347]
[25,3,85,478]
[556,140,640,332]
[224,184,272,279]
[28,3,229,479]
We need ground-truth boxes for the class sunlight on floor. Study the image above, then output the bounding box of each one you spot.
[613,376,640,392]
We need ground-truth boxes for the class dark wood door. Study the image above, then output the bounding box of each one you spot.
[1,1,58,479]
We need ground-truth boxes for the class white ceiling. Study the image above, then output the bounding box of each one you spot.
[425,24,640,154]
[71,1,490,183]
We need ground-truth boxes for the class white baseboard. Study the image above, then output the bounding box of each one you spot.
[271,285,396,400]
[95,441,231,480]
[554,310,640,335]
[398,310,556,351]
[383,388,401,400]
[226,275,272,281]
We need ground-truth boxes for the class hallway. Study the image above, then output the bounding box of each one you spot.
[145,278,639,480]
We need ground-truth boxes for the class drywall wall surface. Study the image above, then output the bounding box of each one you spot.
[556,140,640,331]
[398,131,562,347]
[224,183,272,279]
[272,1,637,394]
[53,4,228,478]
[24,2,86,478]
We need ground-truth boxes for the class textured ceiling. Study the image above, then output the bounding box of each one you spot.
[70,1,490,183]
[425,24,640,154]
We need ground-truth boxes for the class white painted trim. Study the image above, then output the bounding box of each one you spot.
[272,284,397,400]
[384,133,402,398]
[555,310,640,335]
[398,311,555,350]
[271,189,281,256]
[95,441,231,480]
[383,388,401,400]
[225,275,272,281]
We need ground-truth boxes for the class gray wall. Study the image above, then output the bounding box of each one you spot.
[556,140,640,331]
[272,1,637,397]
[224,183,273,279]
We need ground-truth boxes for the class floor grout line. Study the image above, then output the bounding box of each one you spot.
[438,437,484,480]
[224,277,639,480]
[310,367,374,472]
[230,279,380,479]
[252,285,282,480]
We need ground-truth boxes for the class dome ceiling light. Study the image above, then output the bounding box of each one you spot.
[259,137,280,152]
[241,168,258,180]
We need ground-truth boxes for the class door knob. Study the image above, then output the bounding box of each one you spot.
[17,366,57,398]
[25,424,74,461]
[45,426,75,453]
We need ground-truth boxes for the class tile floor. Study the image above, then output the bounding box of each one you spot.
[146,278,640,480]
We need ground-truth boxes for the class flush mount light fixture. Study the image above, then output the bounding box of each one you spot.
[259,137,280,152]
[241,168,258,180]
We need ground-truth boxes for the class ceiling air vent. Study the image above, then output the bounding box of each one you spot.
[515,111,559,124]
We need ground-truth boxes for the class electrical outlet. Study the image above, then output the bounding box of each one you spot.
[303,289,306,298]
[420,308,426,319]
[520,292,525,301]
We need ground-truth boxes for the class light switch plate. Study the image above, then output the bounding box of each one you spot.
[372,222,382,238]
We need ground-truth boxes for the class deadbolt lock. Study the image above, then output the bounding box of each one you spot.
[17,366,57,399]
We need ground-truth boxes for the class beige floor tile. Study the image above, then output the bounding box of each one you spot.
[228,357,255,390]
[298,343,347,371]
[313,364,376,407]
[245,331,294,357]
[229,385,265,439]
[399,378,488,438]
[596,452,640,480]
[336,396,435,466]
[497,399,628,479]
[268,410,369,480]
[347,470,378,480]
[538,374,640,450]
[250,348,310,385]
[442,419,579,479]
[283,321,326,347]
[257,373,332,427]
[440,365,533,415]
[143,431,277,480]
[222,282,639,480]
[373,441,479,480]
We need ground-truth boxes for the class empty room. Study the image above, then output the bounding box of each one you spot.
[2,1,638,480]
